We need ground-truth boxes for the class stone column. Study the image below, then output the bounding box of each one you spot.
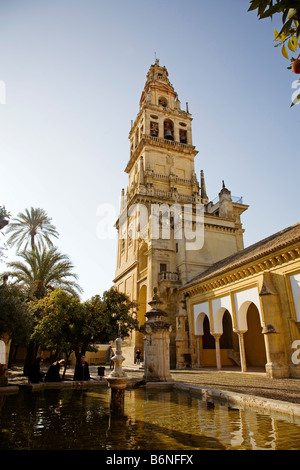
[173,120,180,143]
[195,335,202,368]
[262,324,289,378]
[175,299,189,369]
[259,273,289,378]
[213,334,222,370]
[236,330,247,372]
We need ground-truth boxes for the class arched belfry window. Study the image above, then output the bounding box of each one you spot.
[150,121,159,137]
[164,119,174,141]
[158,97,168,108]
[179,129,187,144]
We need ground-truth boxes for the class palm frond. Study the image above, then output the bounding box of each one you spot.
[6,207,59,251]
[7,246,82,298]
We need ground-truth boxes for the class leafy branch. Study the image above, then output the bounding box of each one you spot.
[248,1,300,67]
[0,206,11,220]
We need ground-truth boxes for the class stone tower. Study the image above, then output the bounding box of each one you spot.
[114,60,248,367]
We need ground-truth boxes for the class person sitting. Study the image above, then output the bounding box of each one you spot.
[45,359,65,382]
[28,357,44,384]
[73,355,90,381]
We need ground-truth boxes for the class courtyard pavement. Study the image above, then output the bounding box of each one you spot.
[6,363,300,405]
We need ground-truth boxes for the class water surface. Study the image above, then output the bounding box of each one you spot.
[1,388,300,450]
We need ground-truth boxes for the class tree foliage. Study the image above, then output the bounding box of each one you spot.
[98,287,139,342]
[248,1,300,63]
[6,247,82,299]
[0,281,32,345]
[1,204,139,371]
[0,206,10,229]
[30,287,139,363]
[30,289,82,368]
[6,207,59,252]
[0,206,10,262]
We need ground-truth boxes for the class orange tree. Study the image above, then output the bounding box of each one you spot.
[30,289,82,375]
[248,1,300,106]
[0,281,32,365]
[30,287,138,373]
[248,1,300,67]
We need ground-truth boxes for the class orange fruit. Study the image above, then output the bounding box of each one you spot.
[292,59,300,74]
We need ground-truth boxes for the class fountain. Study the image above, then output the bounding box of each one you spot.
[105,337,131,415]
[140,288,174,383]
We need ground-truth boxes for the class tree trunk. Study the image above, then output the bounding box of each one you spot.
[74,347,80,363]
[62,352,71,380]
[31,232,35,251]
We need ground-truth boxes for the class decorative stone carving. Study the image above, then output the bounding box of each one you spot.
[140,288,174,382]
[105,338,131,415]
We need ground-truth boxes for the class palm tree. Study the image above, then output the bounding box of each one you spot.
[6,207,59,252]
[7,246,83,299]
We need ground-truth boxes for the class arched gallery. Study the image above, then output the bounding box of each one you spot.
[181,223,300,379]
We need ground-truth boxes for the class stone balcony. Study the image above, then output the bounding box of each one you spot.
[158,271,181,284]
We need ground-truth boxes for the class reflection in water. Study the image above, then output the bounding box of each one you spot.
[1,388,300,450]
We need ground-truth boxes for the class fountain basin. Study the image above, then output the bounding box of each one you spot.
[2,386,300,450]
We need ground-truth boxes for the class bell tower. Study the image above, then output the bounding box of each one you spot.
[125,59,199,201]
[114,60,248,367]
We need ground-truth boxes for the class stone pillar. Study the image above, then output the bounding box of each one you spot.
[236,330,247,372]
[175,299,189,369]
[110,379,129,416]
[259,273,289,378]
[173,121,180,143]
[262,323,289,378]
[140,288,174,382]
[138,156,145,186]
[213,334,222,370]
[195,335,202,368]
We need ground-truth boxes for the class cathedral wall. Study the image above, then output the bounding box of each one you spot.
[201,226,239,262]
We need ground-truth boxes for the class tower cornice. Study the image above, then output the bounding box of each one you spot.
[125,134,197,173]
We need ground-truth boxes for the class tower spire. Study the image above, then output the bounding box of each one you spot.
[200,170,208,203]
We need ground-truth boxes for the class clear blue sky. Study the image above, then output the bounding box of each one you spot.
[0,0,299,300]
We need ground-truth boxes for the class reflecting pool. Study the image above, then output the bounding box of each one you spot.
[1,387,300,450]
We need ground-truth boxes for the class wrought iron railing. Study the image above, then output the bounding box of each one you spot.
[211,195,244,205]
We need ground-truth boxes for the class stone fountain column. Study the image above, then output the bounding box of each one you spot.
[105,338,131,415]
[140,288,174,382]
